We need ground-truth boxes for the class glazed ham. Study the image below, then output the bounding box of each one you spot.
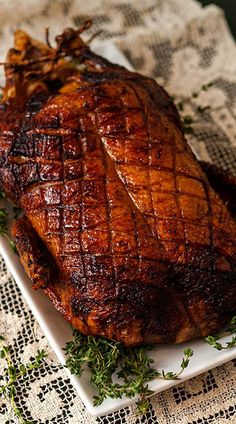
[0,27,235,346]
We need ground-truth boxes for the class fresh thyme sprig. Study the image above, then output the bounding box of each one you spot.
[0,207,8,236]
[205,316,236,350]
[177,81,214,133]
[201,82,214,91]
[159,348,193,379]
[197,105,211,113]
[0,335,47,423]
[64,331,193,414]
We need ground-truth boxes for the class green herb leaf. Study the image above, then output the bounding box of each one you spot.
[9,240,18,254]
[197,105,211,113]
[182,115,194,125]
[161,348,193,380]
[177,81,215,136]
[177,101,184,111]
[205,316,236,350]
[183,126,194,134]
[0,336,47,423]
[135,397,151,415]
[0,207,8,236]
[202,81,214,91]
[64,331,193,414]
[64,331,158,412]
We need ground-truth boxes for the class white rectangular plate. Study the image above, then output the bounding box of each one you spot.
[0,43,235,417]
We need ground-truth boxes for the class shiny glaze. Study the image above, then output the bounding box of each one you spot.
[1,28,235,345]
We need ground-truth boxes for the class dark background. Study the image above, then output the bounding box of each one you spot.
[201,0,236,38]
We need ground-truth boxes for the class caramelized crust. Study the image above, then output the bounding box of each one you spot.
[12,217,54,289]
[0,28,235,345]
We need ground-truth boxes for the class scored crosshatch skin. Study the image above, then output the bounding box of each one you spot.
[0,23,234,350]
[0,0,236,423]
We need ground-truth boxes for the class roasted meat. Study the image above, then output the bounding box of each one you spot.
[0,27,235,346]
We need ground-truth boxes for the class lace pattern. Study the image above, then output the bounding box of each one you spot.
[0,1,236,423]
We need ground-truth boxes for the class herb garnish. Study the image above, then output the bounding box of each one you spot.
[177,101,184,111]
[0,335,46,424]
[197,105,211,113]
[182,115,194,125]
[177,81,214,134]
[160,348,193,379]
[64,330,193,414]
[9,239,18,254]
[202,82,214,91]
[0,207,8,236]
[205,316,236,350]
[182,126,194,134]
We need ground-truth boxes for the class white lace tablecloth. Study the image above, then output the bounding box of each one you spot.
[0,1,236,423]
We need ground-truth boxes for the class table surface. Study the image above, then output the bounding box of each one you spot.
[201,0,236,38]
